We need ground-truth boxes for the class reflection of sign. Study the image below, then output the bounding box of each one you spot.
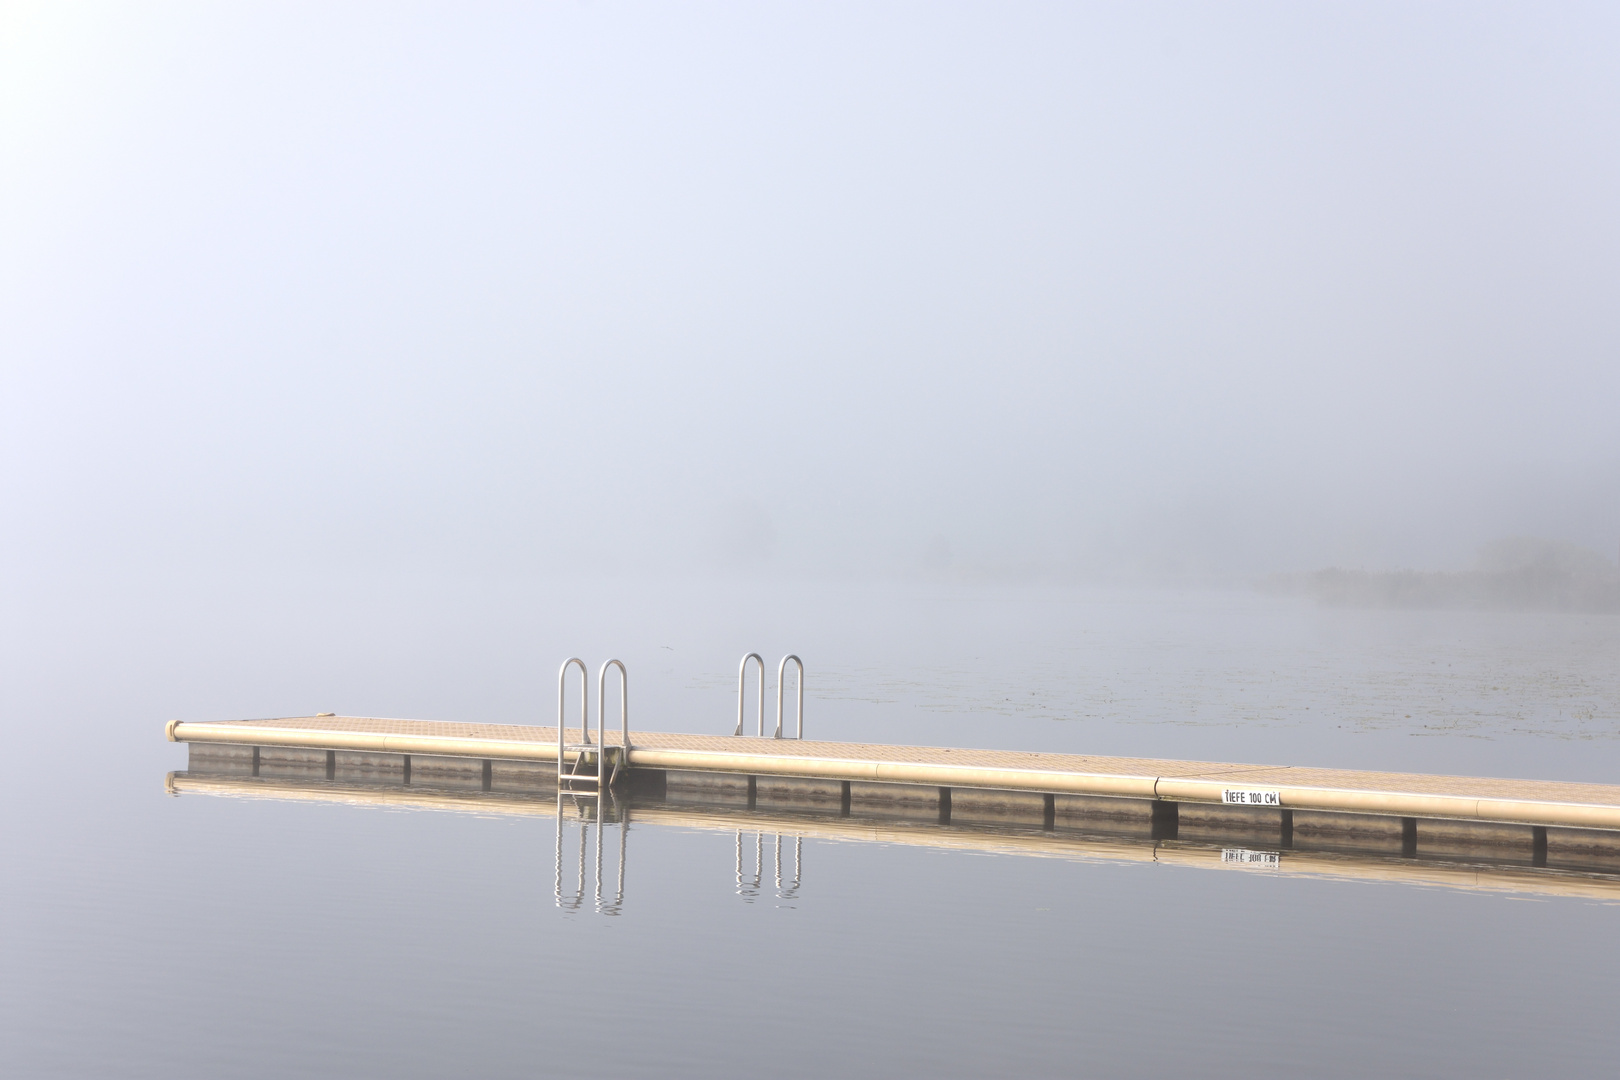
[1222,848,1281,869]
[1221,787,1282,806]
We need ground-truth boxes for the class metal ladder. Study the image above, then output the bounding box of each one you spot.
[556,657,630,795]
[733,652,805,738]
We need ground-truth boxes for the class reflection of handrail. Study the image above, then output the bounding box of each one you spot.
[606,814,627,915]
[554,794,627,914]
[554,794,586,910]
[775,654,804,739]
[735,829,763,898]
[775,835,802,899]
[735,653,765,736]
[737,829,803,902]
[598,659,628,787]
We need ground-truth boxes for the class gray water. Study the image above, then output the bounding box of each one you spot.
[3,571,1619,1077]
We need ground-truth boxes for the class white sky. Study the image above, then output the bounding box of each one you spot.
[3,2,1617,581]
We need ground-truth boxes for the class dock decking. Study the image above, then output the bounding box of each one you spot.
[168,714,1620,831]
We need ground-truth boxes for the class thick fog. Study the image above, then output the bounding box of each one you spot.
[4,2,1617,584]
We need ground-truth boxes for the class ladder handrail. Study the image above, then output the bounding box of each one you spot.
[775,654,804,739]
[735,653,765,736]
[598,659,628,779]
[557,658,593,788]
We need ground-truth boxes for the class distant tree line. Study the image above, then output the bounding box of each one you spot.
[1259,538,1620,612]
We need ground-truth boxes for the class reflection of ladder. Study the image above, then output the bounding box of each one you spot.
[554,794,626,915]
[557,658,630,795]
[733,653,805,738]
[735,830,802,902]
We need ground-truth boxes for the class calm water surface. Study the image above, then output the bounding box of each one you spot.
[2,572,1617,1077]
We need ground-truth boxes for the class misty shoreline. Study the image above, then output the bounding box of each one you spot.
[1260,567,1620,612]
[1258,536,1620,612]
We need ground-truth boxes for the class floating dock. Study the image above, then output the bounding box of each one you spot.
[168,714,1620,869]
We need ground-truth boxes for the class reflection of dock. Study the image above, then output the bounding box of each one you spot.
[167,763,1620,904]
[169,715,1620,873]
